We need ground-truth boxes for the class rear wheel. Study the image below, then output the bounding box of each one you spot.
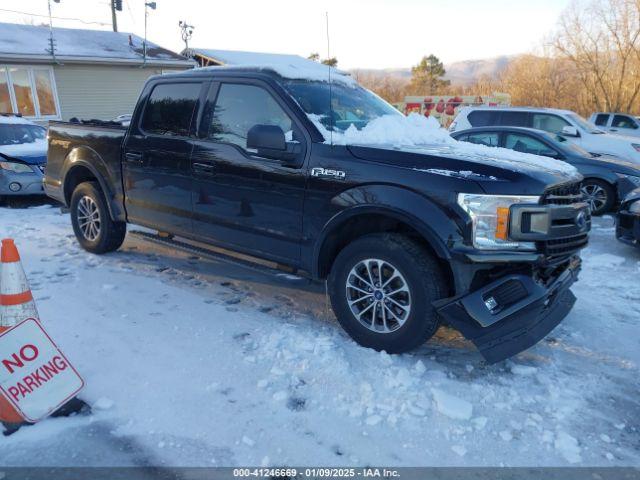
[328,233,447,353]
[581,179,615,215]
[70,182,126,254]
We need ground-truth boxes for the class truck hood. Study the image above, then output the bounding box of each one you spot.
[348,143,582,194]
[0,139,47,165]
[581,132,640,159]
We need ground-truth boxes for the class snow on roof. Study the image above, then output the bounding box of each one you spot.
[186,48,355,84]
[0,22,193,67]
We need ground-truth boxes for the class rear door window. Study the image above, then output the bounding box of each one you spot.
[594,114,609,126]
[141,82,202,137]
[505,133,560,157]
[464,132,500,147]
[499,111,529,127]
[612,114,638,129]
[531,113,570,134]
[467,110,500,127]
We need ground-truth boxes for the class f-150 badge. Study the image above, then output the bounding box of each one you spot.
[311,167,346,179]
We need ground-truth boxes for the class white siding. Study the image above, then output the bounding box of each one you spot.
[53,64,187,121]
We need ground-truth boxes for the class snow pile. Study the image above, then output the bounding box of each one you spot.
[311,113,578,176]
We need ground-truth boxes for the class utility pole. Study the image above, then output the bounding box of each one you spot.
[179,20,194,51]
[47,0,61,64]
[110,0,122,32]
[143,2,157,65]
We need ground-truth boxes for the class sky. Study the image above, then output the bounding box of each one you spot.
[1,0,571,69]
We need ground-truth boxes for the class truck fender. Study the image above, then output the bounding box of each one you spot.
[312,185,462,278]
[61,146,126,222]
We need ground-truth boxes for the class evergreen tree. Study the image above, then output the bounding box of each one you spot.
[410,54,450,94]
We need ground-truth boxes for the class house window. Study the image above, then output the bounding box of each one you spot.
[33,69,57,116]
[0,66,60,119]
[0,70,11,113]
[10,68,36,117]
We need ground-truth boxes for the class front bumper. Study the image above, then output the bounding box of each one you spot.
[616,209,640,247]
[0,168,45,196]
[435,257,580,363]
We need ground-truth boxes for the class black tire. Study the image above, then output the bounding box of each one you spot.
[328,233,447,353]
[581,179,615,215]
[70,181,126,254]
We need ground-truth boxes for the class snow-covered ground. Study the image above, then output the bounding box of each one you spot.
[0,202,638,467]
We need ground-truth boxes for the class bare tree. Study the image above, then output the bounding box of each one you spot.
[553,0,640,113]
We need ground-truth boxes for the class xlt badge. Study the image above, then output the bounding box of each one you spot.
[311,167,346,179]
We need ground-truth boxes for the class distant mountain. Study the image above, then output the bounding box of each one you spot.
[350,55,515,86]
[444,56,513,85]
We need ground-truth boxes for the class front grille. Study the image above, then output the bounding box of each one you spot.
[539,181,589,260]
[541,233,589,257]
[541,181,583,205]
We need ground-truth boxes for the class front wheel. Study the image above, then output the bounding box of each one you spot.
[581,179,615,216]
[328,233,447,353]
[70,181,126,254]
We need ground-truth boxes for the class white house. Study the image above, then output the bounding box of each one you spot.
[0,22,194,123]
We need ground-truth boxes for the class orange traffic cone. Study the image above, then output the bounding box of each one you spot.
[0,239,37,424]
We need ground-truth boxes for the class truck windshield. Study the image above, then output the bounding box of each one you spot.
[567,113,603,134]
[284,80,401,132]
[0,124,46,146]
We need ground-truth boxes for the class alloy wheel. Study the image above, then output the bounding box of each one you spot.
[345,258,412,333]
[581,183,608,213]
[77,196,101,241]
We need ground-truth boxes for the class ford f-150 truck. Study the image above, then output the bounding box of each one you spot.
[45,63,591,363]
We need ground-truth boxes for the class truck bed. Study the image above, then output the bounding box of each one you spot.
[44,120,127,216]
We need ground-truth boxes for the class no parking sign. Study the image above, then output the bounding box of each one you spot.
[0,318,84,423]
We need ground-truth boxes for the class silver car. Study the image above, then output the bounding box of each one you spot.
[0,116,47,200]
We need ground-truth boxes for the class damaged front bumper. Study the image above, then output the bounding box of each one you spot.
[434,257,581,364]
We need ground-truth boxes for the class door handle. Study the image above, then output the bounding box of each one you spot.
[193,162,216,174]
[125,152,144,164]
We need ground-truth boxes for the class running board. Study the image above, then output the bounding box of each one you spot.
[129,230,311,285]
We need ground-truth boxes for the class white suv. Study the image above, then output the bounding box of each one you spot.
[450,106,640,164]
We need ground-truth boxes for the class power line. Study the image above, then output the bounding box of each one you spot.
[0,8,111,26]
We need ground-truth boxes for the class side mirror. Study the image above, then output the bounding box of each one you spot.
[247,124,302,165]
[247,124,286,152]
[561,126,579,137]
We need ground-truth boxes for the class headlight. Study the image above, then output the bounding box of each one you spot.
[617,173,640,187]
[0,161,33,173]
[457,193,540,250]
[629,200,640,214]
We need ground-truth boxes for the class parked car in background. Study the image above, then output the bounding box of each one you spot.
[616,189,640,247]
[590,112,640,137]
[451,126,640,215]
[112,114,132,127]
[450,106,640,164]
[0,114,47,203]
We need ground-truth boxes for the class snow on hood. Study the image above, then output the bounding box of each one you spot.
[310,113,578,177]
[0,139,47,164]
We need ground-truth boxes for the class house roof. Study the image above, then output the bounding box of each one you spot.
[0,22,194,67]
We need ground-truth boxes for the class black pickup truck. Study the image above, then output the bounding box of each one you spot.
[45,66,590,363]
